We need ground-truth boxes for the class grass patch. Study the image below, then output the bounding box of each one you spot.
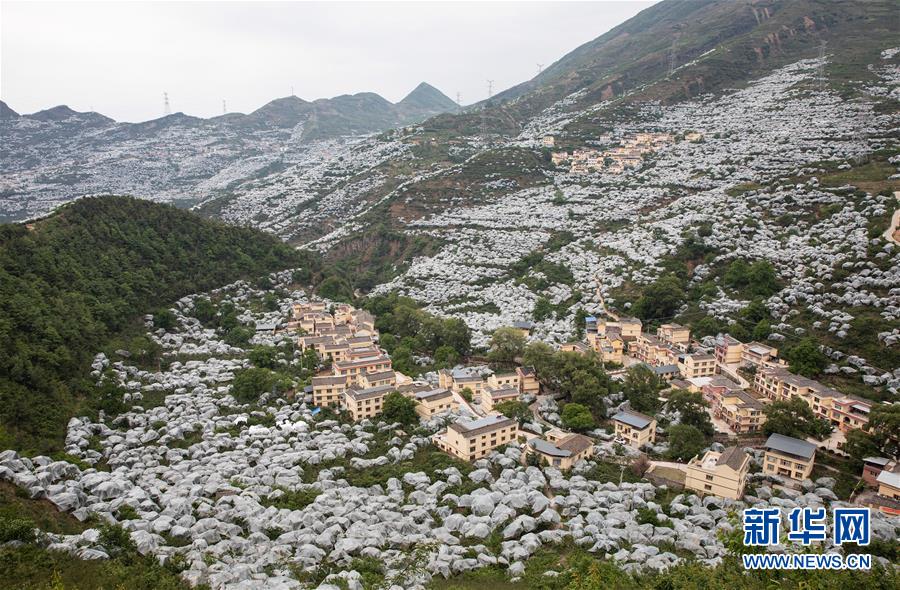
[0,482,88,536]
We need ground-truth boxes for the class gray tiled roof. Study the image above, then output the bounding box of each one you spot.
[765,433,816,460]
[613,410,653,430]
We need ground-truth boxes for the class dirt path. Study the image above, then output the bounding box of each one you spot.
[883,191,900,245]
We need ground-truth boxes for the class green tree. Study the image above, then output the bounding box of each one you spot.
[842,429,881,468]
[433,345,460,369]
[784,338,828,378]
[193,298,217,325]
[381,391,418,426]
[666,424,706,460]
[868,404,900,457]
[231,368,290,404]
[752,319,771,341]
[666,389,714,437]
[488,327,527,364]
[622,365,662,414]
[763,397,832,440]
[249,346,279,369]
[153,308,177,331]
[632,274,685,321]
[561,403,595,431]
[533,297,554,322]
[223,326,253,348]
[459,387,474,403]
[494,400,532,424]
[747,260,780,298]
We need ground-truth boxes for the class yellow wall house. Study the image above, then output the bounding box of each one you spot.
[414,388,457,418]
[481,386,520,413]
[343,384,395,421]
[685,447,751,500]
[516,366,540,396]
[677,353,717,379]
[612,410,657,449]
[526,429,595,470]
[311,375,349,408]
[763,433,816,482]
[438,369,485,397]
[487,372,521,390]
[657,323,690,351]
[433,414,518,462]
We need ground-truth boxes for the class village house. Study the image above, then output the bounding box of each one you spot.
[714,334,743,366]
[433,414,518,462]
[677,352,717,379]
[356,369,397,390]
[551,151,569,166]
[487,372,520,390]
[525,428,594,470]
[657,323,690,351]
[343,384,395,421]
[740,341,779,368]
[414,388,457,418]
[600,313,642,342]
[311,375,349,408]
[333,354,393,379]
[438,369,485,398]
[828,395,874,433]
[541,135,555,148]
[612,410,657,449]
[632,334,678,367]
[592,328,624,365]
[875,461,900,502]
[516,366,540,396]
[711,389,766,433]
[510,320,534,337]
[862,457,891,486]
[763,433,816,482]
[684,446,750,500]
[753,366,871,432]
[560,341,591,354]
[481,386,520,413]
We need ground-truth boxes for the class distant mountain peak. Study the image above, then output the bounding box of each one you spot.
[0,100,19,120]
[398,82,456,111]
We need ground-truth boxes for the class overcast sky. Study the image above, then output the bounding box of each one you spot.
[1,1,655,122]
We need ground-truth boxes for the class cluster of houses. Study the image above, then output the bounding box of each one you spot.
[292,300,895,511]
[548,132,676,175]
[561,308,900,508]
[297,301,577,469]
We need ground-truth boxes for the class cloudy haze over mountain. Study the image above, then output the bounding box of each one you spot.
[1,0,654,122]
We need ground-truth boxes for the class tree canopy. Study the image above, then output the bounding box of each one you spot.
[381,391,419,426]
[622,365,663,415]
[665,424,707,460]
[763,397,833,440]
[561,403,595,432]
[0,196,317,452]
[488,327,527,364]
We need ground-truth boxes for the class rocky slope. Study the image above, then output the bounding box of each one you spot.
[2,272,895,589]
[0,83,455,222]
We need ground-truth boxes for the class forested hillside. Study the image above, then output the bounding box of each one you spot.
[0,196,319,452]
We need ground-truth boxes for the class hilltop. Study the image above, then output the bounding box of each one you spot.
[0,196,322,452]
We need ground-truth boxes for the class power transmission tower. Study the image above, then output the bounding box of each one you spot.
[291,85,295,97]
[668,38,678,77]
[163,92,171,116]
[537,63,544,75]
[481,80,494,139]
[456,92,462,113]
[222,100,227,115]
